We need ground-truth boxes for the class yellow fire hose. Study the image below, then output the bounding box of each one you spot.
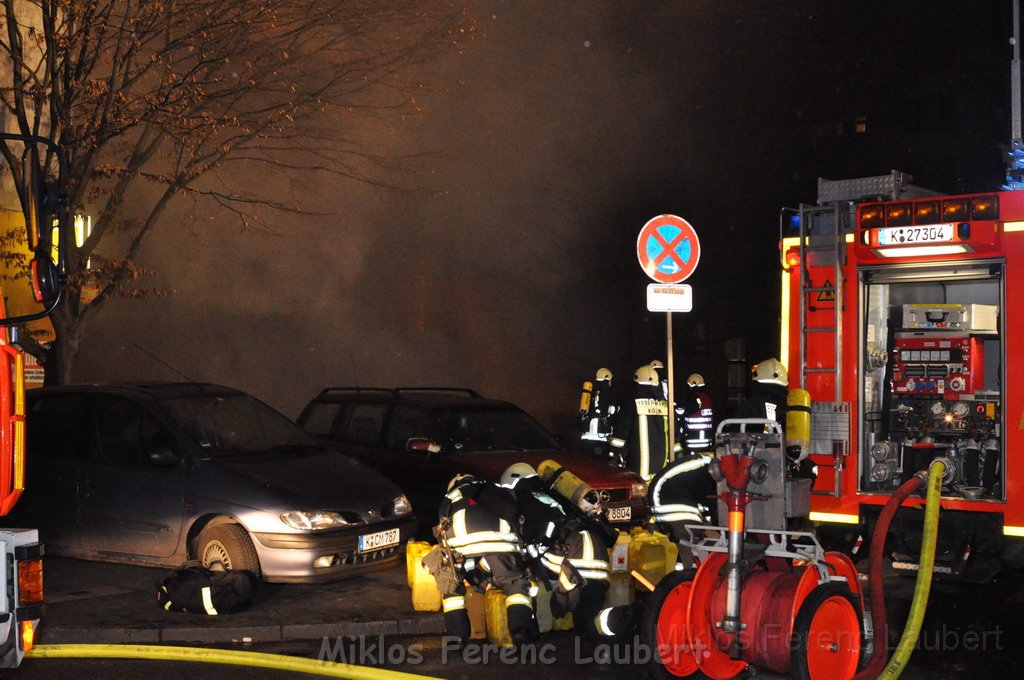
[876,457,946,680]
[26,643,442,680]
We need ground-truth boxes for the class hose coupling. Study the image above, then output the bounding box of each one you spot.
[913,457,954,486]
[931,457,955,485]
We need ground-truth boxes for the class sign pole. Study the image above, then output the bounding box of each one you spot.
[666,311,676,458]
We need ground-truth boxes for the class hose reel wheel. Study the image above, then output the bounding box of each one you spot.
[790,582,863,680]
[641,569,709,680]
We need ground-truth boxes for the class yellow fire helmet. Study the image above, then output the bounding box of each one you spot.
[635,364,659,386]
[687,373,706,388]
[595,367,613,383]
[752,358,788,386]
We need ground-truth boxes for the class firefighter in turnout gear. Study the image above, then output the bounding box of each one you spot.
[435,474,535,644]
[578,368,619,463]
[734,358,789,422]
[681,373,715,457]
[649,359,669,400]
[541,517,632,641]
[500,463,566,556]
[733,358,815,482]
[501,464,632,641]
[610,364,674,481]
[646,452,716,541]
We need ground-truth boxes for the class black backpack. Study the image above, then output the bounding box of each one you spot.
[156,561,256,615]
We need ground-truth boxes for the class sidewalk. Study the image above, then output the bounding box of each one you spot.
[40,557,445,645]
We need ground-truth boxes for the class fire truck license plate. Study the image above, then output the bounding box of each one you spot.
[358,528,400,552]
[606,506,632,522]
[878,224,953,246]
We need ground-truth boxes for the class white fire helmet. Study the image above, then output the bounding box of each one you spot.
[500,463,538,488]
[595,367,613,383]
[752,358,788,386]
[635,364,659,386]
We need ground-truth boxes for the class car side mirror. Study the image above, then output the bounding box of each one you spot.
[146,445,179,467]
[407,437,442,454]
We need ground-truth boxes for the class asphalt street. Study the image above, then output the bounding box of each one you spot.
[1,557,1020,679]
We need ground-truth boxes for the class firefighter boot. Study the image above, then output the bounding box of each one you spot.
[442,594,472,643]
[506,593,538,644]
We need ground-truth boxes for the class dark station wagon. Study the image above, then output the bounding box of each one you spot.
[296,387,649,524]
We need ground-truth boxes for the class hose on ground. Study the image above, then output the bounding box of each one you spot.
[851,471,924,680]
[876,458,945,680]
[26,643,442,680]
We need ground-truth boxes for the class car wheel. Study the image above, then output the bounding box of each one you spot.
[197,524,261,577]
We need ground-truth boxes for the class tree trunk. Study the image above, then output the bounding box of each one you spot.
[43,306,80,386]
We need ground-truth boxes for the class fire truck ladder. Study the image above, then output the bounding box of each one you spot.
[795,201,845,401]
[795,199,846,498]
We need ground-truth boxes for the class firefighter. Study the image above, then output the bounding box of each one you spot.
[500,462,566,559]
[647,452,716,543]
[578,368,618,463]
[501,463,632,641]
[733,358,815,482]
[541,515,633,641]
[435,474,535,644]
[652,359,691,460]
[734,357,789,423]
[610,364,675,481]
[681,373,715,457]
[649,359,669,400]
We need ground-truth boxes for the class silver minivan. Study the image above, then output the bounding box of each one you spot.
[15,383,416,583]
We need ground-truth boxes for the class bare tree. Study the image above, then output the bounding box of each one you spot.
[0,0,475,382]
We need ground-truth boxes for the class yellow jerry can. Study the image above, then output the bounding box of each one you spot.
[408,542,443,612]
[628,528,679,591]
[484,587,514,647]
[406,540,432,586]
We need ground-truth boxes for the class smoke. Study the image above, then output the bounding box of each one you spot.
[74,1,1010,437]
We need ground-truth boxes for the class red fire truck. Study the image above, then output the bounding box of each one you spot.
[0,132,68,665]
[779,170,1024,580]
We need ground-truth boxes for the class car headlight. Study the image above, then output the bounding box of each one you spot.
[280,511,354,531]
[393,494,413,516]
[630,481,648,499]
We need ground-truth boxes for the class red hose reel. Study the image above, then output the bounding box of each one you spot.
[643,420,865,680]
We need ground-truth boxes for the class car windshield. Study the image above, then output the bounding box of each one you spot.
[437,404,558,452]
[161,392,318,456]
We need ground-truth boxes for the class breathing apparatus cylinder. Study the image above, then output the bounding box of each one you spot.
[579,381,594,417]
[538,459,600,513]
[786,388,811,461]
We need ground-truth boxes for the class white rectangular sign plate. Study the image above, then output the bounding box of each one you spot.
[647,284,693,312]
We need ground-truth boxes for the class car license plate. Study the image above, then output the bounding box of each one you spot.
[878,224,953,246]
[606,506,631,522]
[358,528,400,553]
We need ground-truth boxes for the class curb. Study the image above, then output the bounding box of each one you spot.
[41,615,447,645]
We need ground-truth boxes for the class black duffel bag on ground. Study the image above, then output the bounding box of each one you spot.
[156,561,256,615]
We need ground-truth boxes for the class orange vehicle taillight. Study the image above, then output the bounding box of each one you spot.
[19,620,34,651]
[18,558,43,606]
